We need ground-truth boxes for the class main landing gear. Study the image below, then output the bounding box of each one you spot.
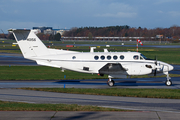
[107,78,115,87]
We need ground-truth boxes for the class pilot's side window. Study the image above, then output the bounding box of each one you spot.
[133,55,139,60]
[101,55,105,60]
[120,55,124,60]
[94,56,99,60]
[107,55,111,60]
[113,55,118,60]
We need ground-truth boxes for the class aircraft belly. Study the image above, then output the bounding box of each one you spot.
[58,61,102,74]
[36,60,61,68]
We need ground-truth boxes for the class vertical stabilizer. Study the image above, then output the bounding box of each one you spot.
[9,29,50,58]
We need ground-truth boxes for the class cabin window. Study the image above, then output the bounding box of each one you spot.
[72,56,76,59]
[133,55,139,60]
[107,55,111,60]
[113,55,118,60]
[120,55,124,60]
[101,55,105,60]
[94,56,99,60]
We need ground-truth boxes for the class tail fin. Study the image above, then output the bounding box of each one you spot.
[9,29,50,58]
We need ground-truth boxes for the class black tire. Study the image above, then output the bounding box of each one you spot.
[108,80,115,87]
[165,80,172,86]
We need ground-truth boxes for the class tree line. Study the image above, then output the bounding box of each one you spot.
[37,33,61,41]
[63,25,180,41]
[2,25,180,41]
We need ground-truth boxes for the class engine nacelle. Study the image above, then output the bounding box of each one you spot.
[127,63,152,75]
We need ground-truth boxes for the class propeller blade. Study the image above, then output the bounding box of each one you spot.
[155,56,157,65]
[154,68,157,76]
[154,56,157,76]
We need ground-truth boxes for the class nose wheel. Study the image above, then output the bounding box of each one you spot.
[165,80,172,86]
[107,78,115,87]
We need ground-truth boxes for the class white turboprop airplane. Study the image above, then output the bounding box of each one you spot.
[9,29,174,87]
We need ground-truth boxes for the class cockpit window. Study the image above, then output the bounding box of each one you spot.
[133,55,139,60]
[140,54,147,60]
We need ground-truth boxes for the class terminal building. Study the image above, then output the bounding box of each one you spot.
[32,27,69,36]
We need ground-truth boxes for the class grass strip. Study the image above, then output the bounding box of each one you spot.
[0,66,179,80]
[0,66,107,80]
[0,101,125,111]
[21,88,180,99]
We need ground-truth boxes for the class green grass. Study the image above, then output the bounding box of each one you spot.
[0,101,124,111]
[0,66,107,80]
[21,88,180,99]
[140,48,180,64]
[0,66,179,80]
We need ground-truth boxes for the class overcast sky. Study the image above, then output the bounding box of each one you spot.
[1,0,180,32]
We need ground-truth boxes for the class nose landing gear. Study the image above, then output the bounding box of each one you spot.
[165,74,172,86]
[166,80,172,86]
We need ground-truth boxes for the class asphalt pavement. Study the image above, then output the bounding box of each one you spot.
[1,111,180,120]
[1,88,180,112]
[0,88,180,120]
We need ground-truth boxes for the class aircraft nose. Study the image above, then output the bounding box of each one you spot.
[169,64,174,71]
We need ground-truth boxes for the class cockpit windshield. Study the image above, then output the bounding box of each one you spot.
[140,54,147,60]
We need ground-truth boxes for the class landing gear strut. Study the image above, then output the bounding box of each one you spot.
[107,78,115,87]
[165,73,172,86]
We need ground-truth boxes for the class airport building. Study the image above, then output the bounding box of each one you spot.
[32,27,69,36]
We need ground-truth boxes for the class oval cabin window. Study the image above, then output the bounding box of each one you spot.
[107,55,111,60]
[113,55,118,60]
[120,55,124,60]
[94,56,99,60]
[101,55,105,60]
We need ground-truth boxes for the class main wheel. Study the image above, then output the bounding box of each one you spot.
[165,80,172,86]
[108,80,115,87]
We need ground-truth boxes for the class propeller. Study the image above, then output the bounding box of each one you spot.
[154,56,157,65]
[154,56,157,76]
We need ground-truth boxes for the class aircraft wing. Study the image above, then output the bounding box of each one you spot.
[99,63,127,74]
